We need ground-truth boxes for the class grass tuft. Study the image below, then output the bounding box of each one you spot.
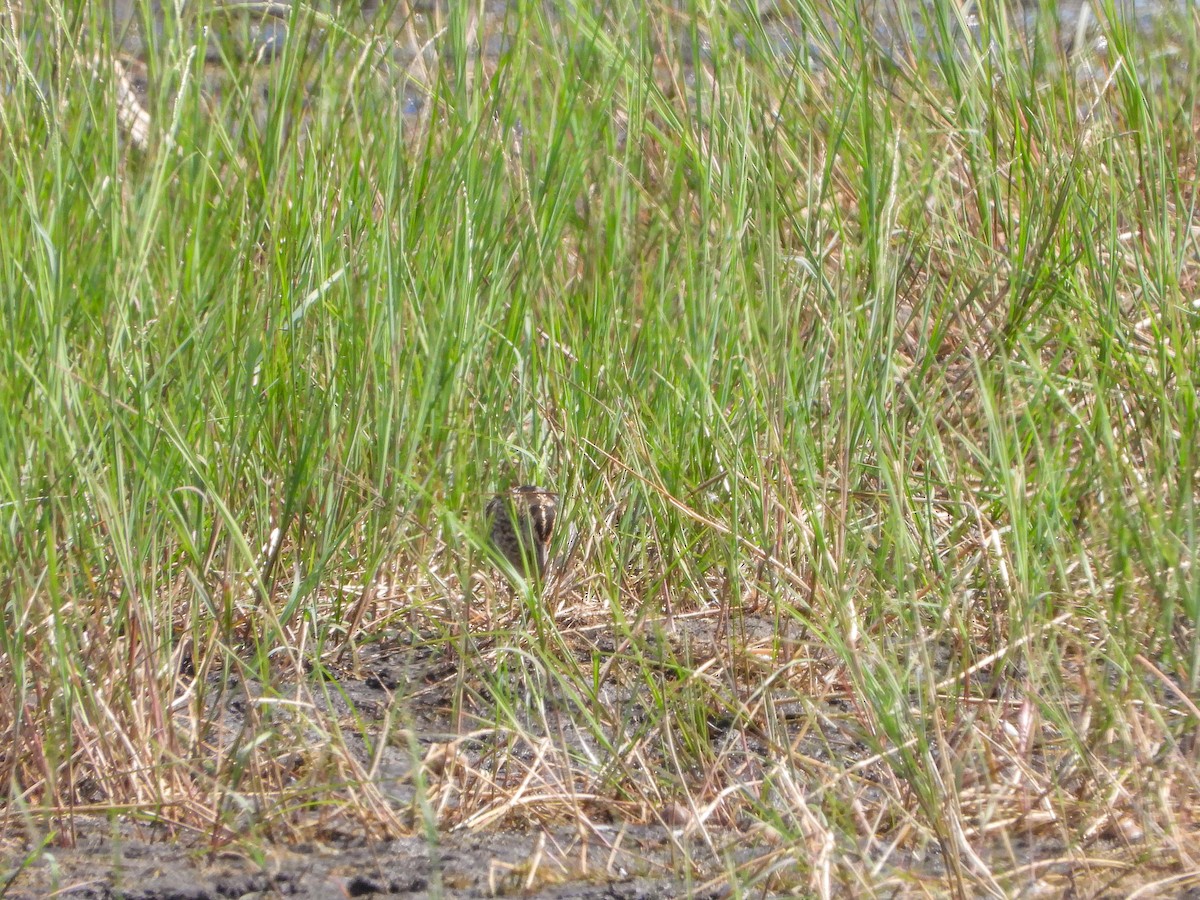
[1,0,1198,894]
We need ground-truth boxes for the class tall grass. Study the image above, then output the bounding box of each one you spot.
[1,0,1198,894]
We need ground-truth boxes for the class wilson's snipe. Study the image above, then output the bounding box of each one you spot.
[486,485,558,580]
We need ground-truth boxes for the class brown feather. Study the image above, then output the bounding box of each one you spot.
[487,485,558,579]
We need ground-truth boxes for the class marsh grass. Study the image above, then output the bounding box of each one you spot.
[1,0,1198,894]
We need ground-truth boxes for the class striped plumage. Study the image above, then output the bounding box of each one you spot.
[486,485,557,579]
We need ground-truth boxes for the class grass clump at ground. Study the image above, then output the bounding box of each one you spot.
[1,0,1198,896]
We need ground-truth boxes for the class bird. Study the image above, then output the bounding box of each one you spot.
[486,485,558,580]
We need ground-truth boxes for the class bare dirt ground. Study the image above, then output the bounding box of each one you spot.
[5,596,1190,898]
[5,823,698,899]
[3,606,750,900]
